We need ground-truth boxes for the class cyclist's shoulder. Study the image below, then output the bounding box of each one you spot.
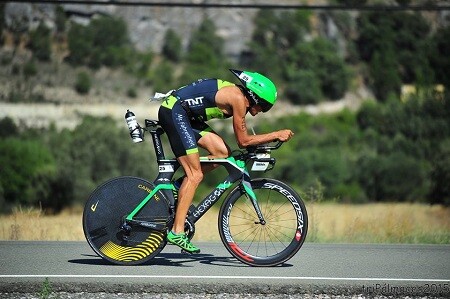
[177,78,235,94]
[193,78,235,88]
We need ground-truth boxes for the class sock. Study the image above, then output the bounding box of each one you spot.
[173,175,185,190]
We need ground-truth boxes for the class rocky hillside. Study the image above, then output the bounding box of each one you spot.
[4,0,267,59]
[7,1,448,59]
[1,1,448,129]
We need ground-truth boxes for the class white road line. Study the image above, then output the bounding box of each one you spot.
[0,275,449,282]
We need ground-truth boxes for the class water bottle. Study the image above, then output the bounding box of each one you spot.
[125,109,143,143]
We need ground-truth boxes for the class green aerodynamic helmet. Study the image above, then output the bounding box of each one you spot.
[230,69,277,112]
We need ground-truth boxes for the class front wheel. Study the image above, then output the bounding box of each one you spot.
[218,178,308,266]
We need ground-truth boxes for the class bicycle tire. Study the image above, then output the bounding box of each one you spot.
[83,176,170,265]
[218,178,308,266]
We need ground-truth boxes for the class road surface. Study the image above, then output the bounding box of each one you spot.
[0,241,449,297]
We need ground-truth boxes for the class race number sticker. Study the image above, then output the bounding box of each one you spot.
[239,73,253,83]
[159,165,174,173]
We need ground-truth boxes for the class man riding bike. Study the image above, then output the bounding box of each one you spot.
[158,69,294,253]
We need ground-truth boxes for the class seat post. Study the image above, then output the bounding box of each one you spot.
[150,128,166,161]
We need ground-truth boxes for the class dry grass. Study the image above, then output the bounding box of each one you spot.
[0,206,84,241]
[307,202,450,244]
[0,203,449,244]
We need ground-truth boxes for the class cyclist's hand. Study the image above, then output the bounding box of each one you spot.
[276,129,294,142]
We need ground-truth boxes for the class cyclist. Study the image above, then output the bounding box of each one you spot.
[158,69,294,253]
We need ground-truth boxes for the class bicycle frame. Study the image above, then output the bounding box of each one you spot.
[83,117,306,267]
[124,120,266,228]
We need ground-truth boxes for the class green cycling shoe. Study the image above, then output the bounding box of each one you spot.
[166,231,201,254]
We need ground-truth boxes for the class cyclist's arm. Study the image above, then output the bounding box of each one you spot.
[233,116,280,148]
[232,105,285,148]
[217,86,292,148]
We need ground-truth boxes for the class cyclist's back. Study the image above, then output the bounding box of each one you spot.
[172,78,234,121]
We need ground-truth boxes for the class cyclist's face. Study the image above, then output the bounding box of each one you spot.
[249,105,263,116]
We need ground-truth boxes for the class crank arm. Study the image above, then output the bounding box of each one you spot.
[126,219,167,232]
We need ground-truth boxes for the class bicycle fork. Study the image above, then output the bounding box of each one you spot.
[241,178,266,225]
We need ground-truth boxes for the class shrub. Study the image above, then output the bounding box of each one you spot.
[28,22,51,61]
[23,60,37,78]
[0,138,56,211]
[67,16,131,68]
[75,71,91,95]
[285,69,322,105]
[162,28,182,62]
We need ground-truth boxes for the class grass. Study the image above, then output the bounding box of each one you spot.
[0,203,449,244]
[0,206,84,241]
[306,202,450,244]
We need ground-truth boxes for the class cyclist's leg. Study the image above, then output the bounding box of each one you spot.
[198,131,230,158]
[173,153,203,234]
[169,130,228,252]
[158,103,202,252]
[172,129,230,189]
[194,122,231,173]
[166,152,202,253]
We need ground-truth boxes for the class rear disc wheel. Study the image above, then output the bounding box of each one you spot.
[83,176,170,265]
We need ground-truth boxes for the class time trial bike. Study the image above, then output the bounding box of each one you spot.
[83,116,308,267]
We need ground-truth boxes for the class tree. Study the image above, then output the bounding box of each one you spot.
[285,69,322,104]
[355,140,432,202]
[0,117,18,138]
[356,11,433,101]
[248,10,348,103]
[162,28,182,62]
[430,142,450,205]
[67,16,131,68]
[310,38,349,100]
[0,4,5,45]
[428,26,450,88]
[150,60,175,92]
[180,17,231,83]
[75,71,91,95]
[247,10,310,81]
[28,22,51,61]
[67,22,91,65]
[245,10,282,78]
[369,50,401,101]
[0,138,56,211]
[65,116,157,203]
[55,5,66,34]
[286,38,349,101]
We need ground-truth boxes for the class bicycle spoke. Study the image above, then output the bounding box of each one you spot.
[220,178,308,266]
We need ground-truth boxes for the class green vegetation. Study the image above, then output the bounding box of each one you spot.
[178,17,233,84]
[28,22,52,61]
[67,16,130,68]
[38,277,58,299]
[162,28,182,63]
[258,93,449,205]
[2,7,447,103]
[0,6,449,213]
[74,71,91,95]
[0,93,448,213]
[0,116,157,213]
[246,9,350,104]
[357,11,437,101]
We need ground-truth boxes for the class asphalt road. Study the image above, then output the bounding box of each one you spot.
[0,241,449,297]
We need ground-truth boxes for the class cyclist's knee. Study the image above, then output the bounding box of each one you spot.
[212,147,231,159]
[186,170,203,185]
